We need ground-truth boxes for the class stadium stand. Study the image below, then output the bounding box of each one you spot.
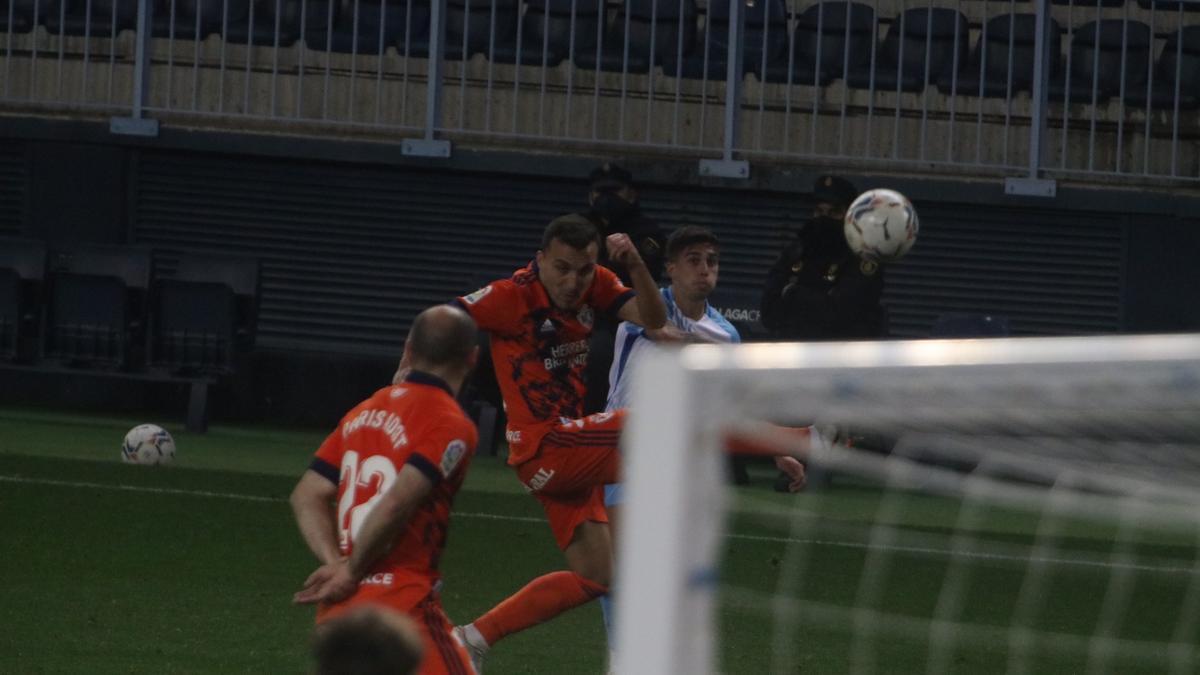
[304,0,430,55]
[443,0,521,61]
[576,0,699,74]
[521,0,605,68]
[682,0,788,80]
[767,1,877,86]
[1126,25,1200,109]
[0,0,38,32]
[222,0,314,46]
[1050,19,1153,102]
[940,13,1063,98]
[847,7,971,93]
[44,0,138,36]
[151,0,252,40]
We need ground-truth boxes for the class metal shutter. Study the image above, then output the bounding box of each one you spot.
[883,206,1125,336]
[133,150,1126,354]
[133,151,586,355]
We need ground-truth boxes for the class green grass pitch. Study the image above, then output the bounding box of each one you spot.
[1,407,1196,673]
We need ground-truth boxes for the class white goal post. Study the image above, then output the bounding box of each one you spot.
[614,334,1200,675]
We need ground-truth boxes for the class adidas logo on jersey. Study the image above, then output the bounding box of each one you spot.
[539,319,556,336]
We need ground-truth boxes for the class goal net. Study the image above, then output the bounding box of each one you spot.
[614,334,1200,675]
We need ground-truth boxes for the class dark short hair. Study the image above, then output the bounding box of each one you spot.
[588,162,634,190]
[812,175,858,208]
[542,213,602,251]
[665,225,720,261]
[312,607,423,675]
[407,305,477,370]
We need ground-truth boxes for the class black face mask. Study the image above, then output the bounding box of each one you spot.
[803,215,847,252]
[592,193,636,225]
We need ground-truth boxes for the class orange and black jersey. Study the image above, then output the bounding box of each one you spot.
[454,261,633,465]
[310,371,477,596]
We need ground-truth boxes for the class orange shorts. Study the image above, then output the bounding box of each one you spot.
[515,410,624,550]
[316,587,475,675]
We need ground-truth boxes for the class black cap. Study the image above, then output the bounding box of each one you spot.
[589,162,634,190]
[811,175,858,207]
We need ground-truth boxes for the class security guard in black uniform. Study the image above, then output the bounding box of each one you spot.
[758,175,890,491]
[582,162,666,414]
[761,175,886,340]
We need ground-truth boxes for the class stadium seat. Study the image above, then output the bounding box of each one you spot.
[45,244,152,369]
[148,252,256,372]
[1050,19,1152,103]
[767,1,876,86]
[151,0,251,40]
[939,13,1062,98]
[1125,26,1200,110]
[149,254,257,375]
[442,0,520,61]
[176,253,259,347]
[576,0,698,75]
[0,238,47,363]
[224,0,329,46]
[520,0,606,68]
[846,7,970,93]
[305,0,428,55]
[150,279,237,374]
[681,0,787,81]
[0,0,49,32]
[43,0,137,36]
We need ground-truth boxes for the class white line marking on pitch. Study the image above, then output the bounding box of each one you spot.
[2,474,1194,574]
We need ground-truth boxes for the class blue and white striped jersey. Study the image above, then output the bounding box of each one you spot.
[605,286,740,412]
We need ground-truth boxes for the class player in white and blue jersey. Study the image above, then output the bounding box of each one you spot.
[605,230,740,413]
[595,227,811,663]
[597,226,736,657]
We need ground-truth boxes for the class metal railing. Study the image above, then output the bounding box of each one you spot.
[2,0,1198,184]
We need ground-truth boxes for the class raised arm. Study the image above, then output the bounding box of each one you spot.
[607,232,666,329]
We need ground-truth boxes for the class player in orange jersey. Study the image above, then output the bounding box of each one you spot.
[290,304,480,675]
[436,214,667,672]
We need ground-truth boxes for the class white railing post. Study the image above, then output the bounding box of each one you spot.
[111,0,160,136]
[404,0,452,157]
[700,0,750,179]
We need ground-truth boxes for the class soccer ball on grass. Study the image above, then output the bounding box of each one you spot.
[122,424,176,465]
[843,188,919,263]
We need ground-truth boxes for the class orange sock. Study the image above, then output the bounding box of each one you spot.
[474,571,607,646]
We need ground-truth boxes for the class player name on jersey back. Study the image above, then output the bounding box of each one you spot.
[341,409,409,450]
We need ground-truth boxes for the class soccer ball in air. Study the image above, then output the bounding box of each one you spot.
[122,424,176,465]
[843,188,919,263]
